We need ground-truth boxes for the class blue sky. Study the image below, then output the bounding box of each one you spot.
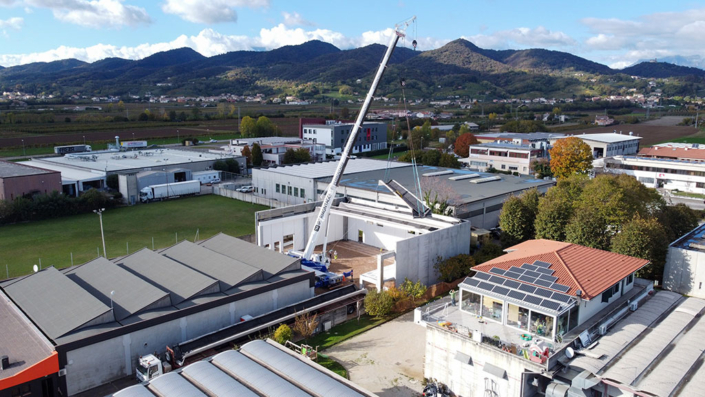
[0,1,704,68]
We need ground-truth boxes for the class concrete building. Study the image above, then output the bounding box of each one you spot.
[0,234,318,396]
[0,160,62,201]
[552,132,641,159]
[419,239,651,397]
[664,223,705,299]
[638,142,705,162]
[474,132,564,146]
[465,142,546,175]
[599,155,705,194]
[113,339,376,397]
[18,160,104,197]
[302,121,388,156]
[226,137,326,165]
[252,159,554,229]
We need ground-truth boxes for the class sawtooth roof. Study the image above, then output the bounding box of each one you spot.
[473,239,649,300]
[199,233,300,278]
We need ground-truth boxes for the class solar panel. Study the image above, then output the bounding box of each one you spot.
[524,295,542,306]
[551,283,571,293]
[509,266,525,274]
[475,272,490,280]
[533,261,552,268]
[505,271,523,280]
[551,292,573,303]
[490,268,506,276]
[535,288,552,298]
[524,270,541,278]
[464,278,479,287]
[477,281,494,291]
[489,276,505,285]
[503,279,520,289]
[538,274,558,283]
[518,275,537,284]
[535,267,555,276]
[534,279,553,288]
[539,300,561,311]
[521,263,538,271]
[508,290,526,301]
[492,286,510,296]
[518,284,536,294]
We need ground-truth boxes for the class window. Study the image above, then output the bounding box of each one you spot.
[509,166,518,171]
[276,184,280,193]
[501,164,506,170]
[300,188,305,198]
[698,182,705,188]
[627,274,634,285]
[507,304,529,330]
[482,296,503,322]
[614,282,620,294]
[602,288,613,303]
[460,289,482,315]
[530,311,554,339]
[294,187,299,197]
[287,186,292,195]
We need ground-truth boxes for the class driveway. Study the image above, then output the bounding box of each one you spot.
[326,311,426,396]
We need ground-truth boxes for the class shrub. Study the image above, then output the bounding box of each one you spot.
[273,324,292,345]
[399,278,427,300]
[433,254,475,283]
[106,174,119,190]
[364,288,394,318]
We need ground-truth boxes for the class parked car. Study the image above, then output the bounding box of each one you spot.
[236,186,254,193]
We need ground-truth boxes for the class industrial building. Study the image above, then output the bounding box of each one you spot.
[465,142,546,175]
[301,121,388,156]
[638,142,705,162]
[0,233,320,396]
[252,159,554,229]
[551,132,641,159]
[223,137,327,165]
[664,222,705,299]
[598,155,705,194]
[419,239,651,397]
[0,160,62,200]
[113,339,376,397]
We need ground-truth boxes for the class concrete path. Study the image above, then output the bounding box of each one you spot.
[326,311,426,397]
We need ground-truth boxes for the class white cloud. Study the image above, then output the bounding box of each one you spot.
[0,16,23,29]
[281,11,313,27]
[161,0,269,24]
[463,26,576,50]
[21,0,150,28]
[582,8,705,68]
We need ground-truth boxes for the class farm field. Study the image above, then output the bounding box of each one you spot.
[0,195,266,280]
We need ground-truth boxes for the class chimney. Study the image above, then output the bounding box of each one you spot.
[115,136,120,147]
[1,355,9,370]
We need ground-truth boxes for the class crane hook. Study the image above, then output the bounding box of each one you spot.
[412,40,417,50]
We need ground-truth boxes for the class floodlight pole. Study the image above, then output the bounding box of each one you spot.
[94,208,107,258]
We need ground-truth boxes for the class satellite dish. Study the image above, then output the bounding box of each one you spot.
[33,265,38,273]
[565,347,575,359]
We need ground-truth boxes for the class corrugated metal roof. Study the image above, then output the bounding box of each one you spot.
[112,385,155,397]
[116,249,219,305]
[149,372,206,397]
[162,241,263,290]
[199,233,300,278]
[64,257,170,321]
[4,267,110,339]
[181,361,258,397]
[211,350,310,397]
[240,340,365,397]
[473,240,649,300]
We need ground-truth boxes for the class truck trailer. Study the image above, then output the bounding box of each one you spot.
[140,180,200,202]
[54,144,92,154]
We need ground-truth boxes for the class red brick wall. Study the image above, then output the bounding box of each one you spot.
[0,172,62,200]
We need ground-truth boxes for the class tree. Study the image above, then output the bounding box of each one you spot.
[534,193,573,241]
[499,195,533,247]
[251,143,263,167]
[137,112,149,121]
[225,158,240,174]
[421,177,458,216]
[117,100,125,112]
[273,324,292,345]
[454,132,479,157]
[294,148,311,163]
[364,288,394,318]
[612,216,668,280]
[658,204,698,241]
[213,160,227,171]
[106,174,119,190]
[549,137,593,179]
[340,107,350,119]
[520,188,540,237]
[433,254,475,282]
[564,206,611,250]
[255,116,274,137]
[446,130,457,146]
[283,148,296,164]
[422,150,441,166]
[339,85,353,95]
[240,116,256,137]
[438,153,461,169]
[473,243,505,264]
[409,127,423,150]
[293,312,319,340]
[241,145,252,165]
[532,160,553,178]
[399,278,427,300]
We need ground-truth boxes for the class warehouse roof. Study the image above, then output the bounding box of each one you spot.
[565,133,642,143]
[0,160,58,178]
[199,233,300,277]
[181,361,259,397]
[3,267,111,339]
[473,240,649,300]
[149,372,206,397]
[18,160,105,182]
[161,241,263,291]
[258,158,410,178]
[64,257,171,321]
[116,249,219,305]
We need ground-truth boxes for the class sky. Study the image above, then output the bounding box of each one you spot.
[0,1,704,69]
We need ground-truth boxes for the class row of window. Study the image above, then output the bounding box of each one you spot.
[601,274,634,302]
[607,162,705,177]
[275,183,305,198]
[470,149,540,159]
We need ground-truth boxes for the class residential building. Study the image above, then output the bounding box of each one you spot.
[301,121,387,156]
[0,160,62,201]
[594,115,615,126]
[420,239,650,397]
[599,155,705,194]
[227,137,326,165]
[638,142,705,162]
[552,132,641,159]
[464,142,545,175]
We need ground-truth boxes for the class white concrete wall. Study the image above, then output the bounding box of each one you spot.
[64,279,312,395]
[577,277,634,325]
[346,217,411,250]
[425,325,543,397]
[665,247,705,298]
[252,169,317,205]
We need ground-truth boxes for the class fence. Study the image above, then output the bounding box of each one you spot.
[214,184,286,208]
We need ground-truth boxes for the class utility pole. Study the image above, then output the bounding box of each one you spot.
[93,208,107,258]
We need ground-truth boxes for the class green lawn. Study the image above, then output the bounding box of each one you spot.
[0,195,266,279]
[303,314,390,351]
[316,355,348,378]
[672,191,705,199]
[370,150,408,160]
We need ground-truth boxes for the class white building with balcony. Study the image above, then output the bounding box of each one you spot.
[601,155,705,194]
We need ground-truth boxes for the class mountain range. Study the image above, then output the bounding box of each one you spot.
[1,39,703,98]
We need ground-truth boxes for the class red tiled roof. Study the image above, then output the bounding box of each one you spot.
[638,147,705,161]
[473,239,649,300]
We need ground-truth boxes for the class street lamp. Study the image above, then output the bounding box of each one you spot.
[83,135,86,145]
[21,139,25,156]
[132,132,135,141]
[93,208,107,258]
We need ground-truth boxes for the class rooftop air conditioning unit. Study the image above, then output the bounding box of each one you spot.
[629,301,638,312]
[599,324,608,336]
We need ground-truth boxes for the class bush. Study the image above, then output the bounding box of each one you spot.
[106,174,119,190]
[399,278,427,300]
[433,254,475,283]
[0,189,117,225]
[473,243,505,264]
[364,288,394,318]
[273,324,292,345]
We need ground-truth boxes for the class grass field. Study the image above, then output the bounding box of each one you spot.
[370,150,408,160]
[0,195,267,279]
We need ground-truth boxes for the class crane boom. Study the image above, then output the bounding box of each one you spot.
[301,17,416,260]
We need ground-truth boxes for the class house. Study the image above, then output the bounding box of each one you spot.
[594,115,615,126]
